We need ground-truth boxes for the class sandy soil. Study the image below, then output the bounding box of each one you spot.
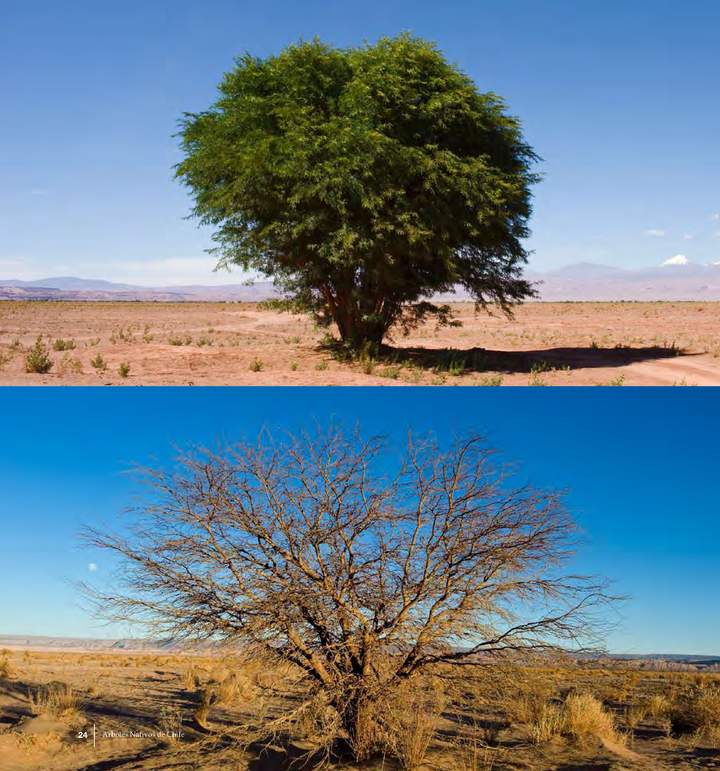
[1,648,717,770]
[1,300,719,386]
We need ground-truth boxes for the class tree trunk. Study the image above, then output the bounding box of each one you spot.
[332,304,389,352]
[338,690,376,761]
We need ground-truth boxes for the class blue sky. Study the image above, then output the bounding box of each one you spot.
[0,387,717,654]
[2,0,719,284]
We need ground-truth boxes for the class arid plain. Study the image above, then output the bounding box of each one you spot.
[1,647,718,770]
[1,300,719,386]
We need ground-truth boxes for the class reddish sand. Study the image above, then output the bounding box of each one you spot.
[1,300,719,385]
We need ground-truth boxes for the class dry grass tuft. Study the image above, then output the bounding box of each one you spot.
[646,693,670,719]
[383,684,446,770]
[29,681,82,723]
[529,702,564,744]
[528,693,624,748]
[563,693,624,746]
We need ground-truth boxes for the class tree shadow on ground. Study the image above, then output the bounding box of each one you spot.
[378,343,692,375]
[246,732,391,771]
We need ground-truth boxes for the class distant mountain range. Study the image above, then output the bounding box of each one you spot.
[524,260,720,301]
[0,276,280,302]
[3,261,720,301]
[1,635,717,669]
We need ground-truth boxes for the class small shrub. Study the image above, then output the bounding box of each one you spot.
[52,338,75,351]
[563,693,622,745]
[528,693,623,748]
[385,688,444,770]
[0,654,11,679]
[182,666,202,691]
[479,374,503,386]
[359,356,375,375]
[25,337,53,373]
[90,353,107,372]
[448,356,466,377]
[59,354,83,375]
[30,681,80,719]
[381,365,401,379]
[118,362,130,378]
[530,702,564,744]
[672,687,720,738]
[646,693,670,719]
[624,702,647,730]
[249,358,264,372]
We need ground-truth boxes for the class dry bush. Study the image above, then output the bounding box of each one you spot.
[691,688,720,730]
[0,653,11,679]
[646,693,670,719]
[183,665,202,690]
[528,693,623,748]
[672,687,720,742]
[529,702,564,744]
[563,693,623,746]
[454,730,504,771]
[294,692,342,748]
[504,674,556,726]
[30,681,82,722]
[52,338,75,351]
[624,702,647,730]
[383,682,446,770]
[58,353,83,375]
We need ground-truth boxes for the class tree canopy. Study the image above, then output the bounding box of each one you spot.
[177,35,539,350]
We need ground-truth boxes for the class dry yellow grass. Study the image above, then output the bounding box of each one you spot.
[0,649,718,769]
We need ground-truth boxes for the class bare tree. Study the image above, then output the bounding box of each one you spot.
[83,426,612,758]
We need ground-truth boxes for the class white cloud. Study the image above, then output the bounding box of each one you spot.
[88,563,98,572]
[683,233,694,240]
[661,254,689,266]
[712,213,720,221]
[644,229,666,237]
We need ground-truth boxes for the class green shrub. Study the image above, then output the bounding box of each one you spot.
[25,337,53,373]
[90,353,107,372]
[52,338,75,351]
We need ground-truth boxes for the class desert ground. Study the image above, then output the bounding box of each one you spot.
[0,647,718,770]
[1,300,720,386]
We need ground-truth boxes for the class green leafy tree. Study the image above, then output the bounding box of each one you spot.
[177,34,539,350]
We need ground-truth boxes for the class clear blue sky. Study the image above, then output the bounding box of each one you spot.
[0,386,717,655]
[2,0,719,284]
